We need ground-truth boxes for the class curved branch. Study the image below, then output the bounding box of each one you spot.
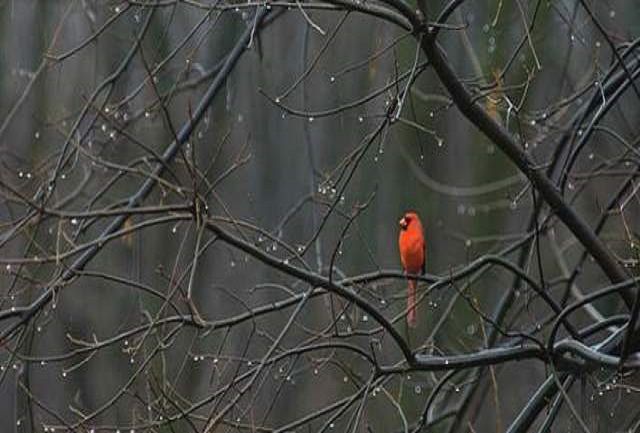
[204,219,415,362]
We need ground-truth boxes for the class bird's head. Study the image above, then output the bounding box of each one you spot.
[399,211,421,231]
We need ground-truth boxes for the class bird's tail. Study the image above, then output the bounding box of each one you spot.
[407,279,417,328]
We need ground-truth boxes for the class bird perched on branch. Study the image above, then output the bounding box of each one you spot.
[398,211,425,328]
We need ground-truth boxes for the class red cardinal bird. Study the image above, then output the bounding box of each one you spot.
[398,211,425,328]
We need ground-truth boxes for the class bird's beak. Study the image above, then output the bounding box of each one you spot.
[399,217,408,229]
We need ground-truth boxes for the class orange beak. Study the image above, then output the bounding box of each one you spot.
[399,217,408,230]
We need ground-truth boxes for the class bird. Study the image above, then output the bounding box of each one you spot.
[398,211,425,328]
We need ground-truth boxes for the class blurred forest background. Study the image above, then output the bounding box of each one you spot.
[1,1,640,432]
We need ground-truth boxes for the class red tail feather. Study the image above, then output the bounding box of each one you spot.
[407,279,417,328]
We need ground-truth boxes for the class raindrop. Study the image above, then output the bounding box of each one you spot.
[70,218,79,225]
[329,76,335,83]
[414,385,422,394]
[308,117,314,123]
[34,131,40,139]
[358,116,364,123]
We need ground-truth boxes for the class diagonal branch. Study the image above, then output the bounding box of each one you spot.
[0,6,271,344]
[417,31,634,308]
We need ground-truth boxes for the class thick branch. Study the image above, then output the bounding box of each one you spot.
[418,33,634,308]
